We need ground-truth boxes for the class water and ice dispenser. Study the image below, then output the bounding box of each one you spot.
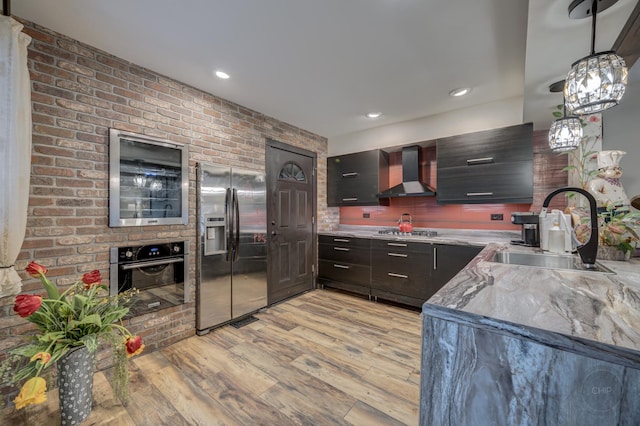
[204,215,226,255]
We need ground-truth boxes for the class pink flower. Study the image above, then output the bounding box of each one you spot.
[125,335,145,358]
[13,294,42,318]
[25,261,48,278]
[81,270,102,289]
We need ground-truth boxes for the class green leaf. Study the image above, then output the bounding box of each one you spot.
[552,111,563,118]
[73,294,88,311]
[68,313,102,330]
[81,335,99,352]
[40,276,60,299]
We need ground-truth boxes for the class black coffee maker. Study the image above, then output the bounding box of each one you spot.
[511,212,540,247]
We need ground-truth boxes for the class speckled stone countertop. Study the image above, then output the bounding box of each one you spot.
[424,242,640,367]
[320,225,518,247]
[321,226,640,366]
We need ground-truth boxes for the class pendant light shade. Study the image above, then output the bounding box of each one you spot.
[564,51,628,115]
[563,0,628,115]
[549,116,583,152]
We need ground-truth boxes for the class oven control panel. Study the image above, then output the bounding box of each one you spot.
[110,241,187,263]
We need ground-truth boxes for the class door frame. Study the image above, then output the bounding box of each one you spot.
[265,138,318,302]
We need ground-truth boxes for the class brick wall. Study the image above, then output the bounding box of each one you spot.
[0,18,329,404]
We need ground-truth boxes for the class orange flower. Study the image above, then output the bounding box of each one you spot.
[81,270,102,289]
[125,335,145,358]
[13,294,42,318]
[25,261,48,278]
[14,377,47,409]
[30,352,51,365]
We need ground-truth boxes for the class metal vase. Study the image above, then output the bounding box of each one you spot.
[57,346,95,425]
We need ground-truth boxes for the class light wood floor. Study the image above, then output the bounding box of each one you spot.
[2,289,422,425]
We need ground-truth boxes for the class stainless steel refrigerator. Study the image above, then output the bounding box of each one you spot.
[196,163,267,334]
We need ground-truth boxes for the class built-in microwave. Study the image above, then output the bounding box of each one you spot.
[109,129,189,227]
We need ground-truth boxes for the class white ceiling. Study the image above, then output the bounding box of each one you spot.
[8,0,639,141]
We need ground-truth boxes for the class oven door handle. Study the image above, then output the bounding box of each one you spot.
[120,257,183,270]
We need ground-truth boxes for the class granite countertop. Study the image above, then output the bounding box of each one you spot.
[320,225,519,247]
[424,242,640,367]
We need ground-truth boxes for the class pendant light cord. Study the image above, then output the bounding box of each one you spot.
[590,0,598,55]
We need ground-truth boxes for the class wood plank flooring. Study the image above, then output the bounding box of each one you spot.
[2,289,422,425]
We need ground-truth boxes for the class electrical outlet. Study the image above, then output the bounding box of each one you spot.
[491,213,503,221]
[363,213,370,218]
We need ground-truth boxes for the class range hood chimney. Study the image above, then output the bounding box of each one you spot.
[377,146,436,198]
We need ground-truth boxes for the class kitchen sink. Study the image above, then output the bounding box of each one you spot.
[490,251,615,274]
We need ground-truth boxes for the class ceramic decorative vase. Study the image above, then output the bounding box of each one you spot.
[57,346,95,425]
[596,245,631,261]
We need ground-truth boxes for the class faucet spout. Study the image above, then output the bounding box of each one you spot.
[541,187,598,267]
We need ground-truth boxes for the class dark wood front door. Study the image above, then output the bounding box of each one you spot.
[266,140,316,305]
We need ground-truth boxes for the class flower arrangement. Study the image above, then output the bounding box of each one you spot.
[3,262,143,410]
[573,207,640,256]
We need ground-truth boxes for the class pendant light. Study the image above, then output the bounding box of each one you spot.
[549,81,583,152]
[563,0,628,115]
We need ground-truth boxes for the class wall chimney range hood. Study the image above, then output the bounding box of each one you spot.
[377,145,435,198]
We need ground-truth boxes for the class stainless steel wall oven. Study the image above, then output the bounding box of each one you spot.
[109,241,189,317]
[109,128,189,227]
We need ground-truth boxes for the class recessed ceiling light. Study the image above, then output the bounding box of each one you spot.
[449,88,470,97]
[365,112,382,119]
[215,70,230,79]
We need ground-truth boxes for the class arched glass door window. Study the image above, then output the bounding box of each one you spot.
[278,161,306,182]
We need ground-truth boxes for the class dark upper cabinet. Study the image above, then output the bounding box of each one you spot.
[436,123,533,204]
[327,150,389,206]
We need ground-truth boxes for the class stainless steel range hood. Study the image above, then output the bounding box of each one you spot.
[377,145,436,198]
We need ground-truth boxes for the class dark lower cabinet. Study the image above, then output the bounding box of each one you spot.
[430,244,482,294]
[318,236,371,296]
[371,239,432,308]
[318,234,483,308]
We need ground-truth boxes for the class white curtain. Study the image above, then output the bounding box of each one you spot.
[0,16,32,297]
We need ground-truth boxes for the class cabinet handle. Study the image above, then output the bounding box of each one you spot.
[433,247,437,270]
[333,238,350,243]
[466,192,493,197]
[388,252,408,258]
[333,247,350,252]
[342,172,359,177]
[466,157,494,165]
[333,264,350,269]
[342,197,358,201]
[388,273,408,279]
[387,242,407,247]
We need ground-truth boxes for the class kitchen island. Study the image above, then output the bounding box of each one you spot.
[420,243,640,426]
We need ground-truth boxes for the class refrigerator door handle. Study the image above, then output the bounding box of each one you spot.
[233,188,240,262]
[225,187,233,262]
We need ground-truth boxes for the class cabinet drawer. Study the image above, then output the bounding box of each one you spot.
[328,174,381,205]
[371,250,430,275]
[436,161,533,204]
[370,268,427,299]
[319,243,370,265]
[319,235,371,249]
[371,239,431,254]
[328,150,384,175]
[437,123,533,168]
[318,260,370,285]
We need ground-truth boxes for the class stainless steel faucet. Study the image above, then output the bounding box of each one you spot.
[540,187,598,268]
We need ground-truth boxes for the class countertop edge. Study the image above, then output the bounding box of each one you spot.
[421,302,640,369]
